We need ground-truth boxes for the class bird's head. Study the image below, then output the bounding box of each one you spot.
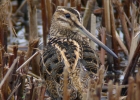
[50,7,118,58]
[51,7,82,33]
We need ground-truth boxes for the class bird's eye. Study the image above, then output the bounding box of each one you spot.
[65,13,71,18]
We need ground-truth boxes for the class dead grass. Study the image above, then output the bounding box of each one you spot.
[0,0,140,100]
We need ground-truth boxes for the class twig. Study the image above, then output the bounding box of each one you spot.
[7,83,21,100]
[124,12,132,29]
[115,31,128,56]
[16,51,39,72]
[27,71,41,79]
[0,57,19,89]
[14,0,27,16]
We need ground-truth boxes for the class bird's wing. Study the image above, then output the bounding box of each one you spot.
[40,37,82,99]
[78,40,100,89]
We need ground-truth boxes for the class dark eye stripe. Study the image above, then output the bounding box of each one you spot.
[64,8,81,21]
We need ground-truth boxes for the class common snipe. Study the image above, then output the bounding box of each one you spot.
[40,7,117,100]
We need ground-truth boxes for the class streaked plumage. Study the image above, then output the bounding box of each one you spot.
[40,7,116,100]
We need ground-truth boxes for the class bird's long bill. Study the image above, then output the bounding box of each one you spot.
[78,25,118,58]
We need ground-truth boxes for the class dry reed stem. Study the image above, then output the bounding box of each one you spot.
[14,0,27,16]
[103,0,111,34]
[76,0,81,12]
[131,3,137,37]
[40,83,46,100]
[114,0,131,50]
[70,0,76,7]
[31,47,40,75]
[59,0,64,6]
[9,54,14,68]
[0,44,3,81]
[25,38,39,72]
[83,0,96,28]
[41,0,48,46]
[124,12,132,29]
[135,72,140,100]
[7,45,27,56]
[27,0,38,40]
[127,77,135,100]
[126,36,139,73]
[26,0,40,76]
[17,74,26,100]
[103,0,114,68]
[90,14,96,50]
[13,45,18,59]
[0,90,4,100]
[115,31,128,56]
[7,83,21,100]
[99,27,106,65]
[31,81,39,100]
[28,71,41,79]
[110,0,118,58]
[64,0,68,6]
[16,51,39,72]
[115,83,121,100]
[0,2,8,83]
[46,0,52,29]
[97,65,105,85]
[32,80,45,100]
[0,57,19,89]
[96,85,101,100]
[0,1,14,37]
[108,80,114,100]
[123,41,140,84]
[52,0,59,13]
[1,71,12,100]
[18,52,25,67]
[93,8,103,14]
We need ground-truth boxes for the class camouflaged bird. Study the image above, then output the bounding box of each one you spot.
[40,7,117,100]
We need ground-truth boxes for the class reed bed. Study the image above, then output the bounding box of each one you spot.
[0,0,139,100]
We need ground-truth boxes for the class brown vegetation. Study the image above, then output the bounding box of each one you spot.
[0,0,139,100]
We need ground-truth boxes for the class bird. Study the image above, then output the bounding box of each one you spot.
[40,7,117,100]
